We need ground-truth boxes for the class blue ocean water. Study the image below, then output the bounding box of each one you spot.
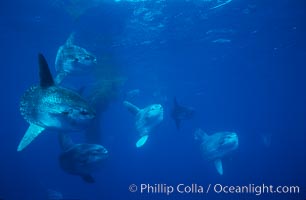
[0,0,305,199]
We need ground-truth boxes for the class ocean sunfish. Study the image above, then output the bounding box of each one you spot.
[123,101,163,148]
[58,132,108,183]
[194,129,239,175]
[55,33,97,84]
[18,54,95,151]
[171,97,195,129]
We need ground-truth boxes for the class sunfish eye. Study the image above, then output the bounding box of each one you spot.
[151,107,156,110]
[61,108,72,115]
[84,55,93,60]
[61,111,69,115]
[80,110,89,115]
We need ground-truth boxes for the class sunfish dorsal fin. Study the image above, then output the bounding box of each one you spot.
[123,101,140,115]
[58,132,74,151]
[136,135,149,148]
[17,124,45,151]
[38,53,54,87]
[214,159,223,175]
[66,32,75,46]
[194,128,208,141]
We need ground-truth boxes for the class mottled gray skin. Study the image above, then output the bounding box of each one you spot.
[123,101,163,147]
[135,104,164,137]
[55,45,96,72]
[195,129,238,175]
[17,54,95,151]
[55,33,97,84]
[20,85,95,131]
[195,129,238,161]
[58,133,108,183]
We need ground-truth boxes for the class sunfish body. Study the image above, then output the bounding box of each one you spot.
[18,54,95,151]
[195,129,238,175]
[123,101,163,148]
[171,97,195,129]
[55,33,97,84]
[58,133,108,183]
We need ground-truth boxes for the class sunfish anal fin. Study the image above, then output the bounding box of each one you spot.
[38,53,54,88]
[214,159,223,175]
[123,101,140,115]
[17,124,45,151]
[136,135,149,148]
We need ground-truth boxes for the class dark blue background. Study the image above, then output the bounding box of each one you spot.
[0,0,305,199]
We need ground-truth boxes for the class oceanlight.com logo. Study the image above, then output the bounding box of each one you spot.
[128,183,301,196]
